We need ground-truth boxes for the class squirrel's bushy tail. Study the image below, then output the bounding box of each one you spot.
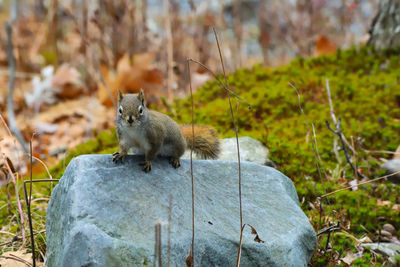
[181,125,220,159]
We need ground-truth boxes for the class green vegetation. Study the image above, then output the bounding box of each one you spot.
[168,46,400,265]
[1,46,400,265]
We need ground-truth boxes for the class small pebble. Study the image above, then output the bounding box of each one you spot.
[378,229,392,238]
[383,223,396,235]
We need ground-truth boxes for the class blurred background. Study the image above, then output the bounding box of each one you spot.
[2,1,400,265]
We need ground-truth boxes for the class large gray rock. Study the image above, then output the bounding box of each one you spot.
[182,136,275,167]
[46,154,316,267]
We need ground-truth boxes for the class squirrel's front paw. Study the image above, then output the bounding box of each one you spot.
[139,160,152,172]
[112,152,126,163]
[169,157,181,169]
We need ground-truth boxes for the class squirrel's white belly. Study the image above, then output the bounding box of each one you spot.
[120,126,150,154]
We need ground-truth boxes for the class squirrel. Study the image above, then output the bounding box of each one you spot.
[112,89,220,172]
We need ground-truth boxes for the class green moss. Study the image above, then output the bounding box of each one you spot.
[166,46,400,265]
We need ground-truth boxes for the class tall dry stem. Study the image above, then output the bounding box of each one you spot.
[163,0,174,102]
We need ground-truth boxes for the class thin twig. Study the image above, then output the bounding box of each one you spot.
[186,59,195,267]
[158,223,162,267]
[5,21,28,153]
[325,79,356,156]
[0,114,12,136]
[0,230,16,236]
[25,154,53,181]
[236,223,265,253]
[22,179,59,267]
[0,68,36,78]
[325,118,367,180]
[163,0,173,102]
[3,157,25,243]
[153,223,157,267]
[0,229,46,247]
[4,176,13,215]
[27,137,36,267]
[185,28,251,267]
[187,58,251,107]
[0,254,33,267]
[311,123,322,162]
[154,223,162,267]
[321,170,400,198]
[317,222,341,236]
[24,179,59,184]
[325,79,337,125]
[212,28,243,267]
[167,194,172,267]
[326,79,342,164]
[289,82,324,185]
[65,10,117,109]
[290,82,330,231]
[359,149,400,156]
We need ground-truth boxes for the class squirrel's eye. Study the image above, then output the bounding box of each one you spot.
[118,107,123,114]
[139,106,143,115]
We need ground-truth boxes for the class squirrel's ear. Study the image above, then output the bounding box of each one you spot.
[138,89,145,105]
[118,90,123,102]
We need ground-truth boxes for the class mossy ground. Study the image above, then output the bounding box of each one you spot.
[1,46,400,265]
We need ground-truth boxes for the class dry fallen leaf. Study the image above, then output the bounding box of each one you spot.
[52,63,84,99]
[97,52,165,107]
[0,249,45,267]
[394,145,400,160]
[341,251,358,265]
[5,157,16,174]
[357,235,372,245]
[0,135,28,175]
[315,35,336,56]
[391,204,400,212]
[36,96,114,154]
[185,247,193,267]
[247,224,265,243]
[376,199,391,207]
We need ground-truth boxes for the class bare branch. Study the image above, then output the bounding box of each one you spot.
[317,222,341,236]
[27,137,36,267]
[4,156,26,243]
[325,79,356,156]
[153,223,162,267]
[186,58,195,266]
[163,0,174,102]
[64,9,117,109]
[23,179,60,267]
[325,118,367,180]
[289,82,324,183]
[187,58,251,107]
[167,194,172,267]
[321,170,400,198]
[0,254,33,267]
[5,21,28,153]
[325,79,337,125]
[212,27,243,267]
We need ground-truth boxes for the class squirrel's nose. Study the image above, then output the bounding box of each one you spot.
[127,116,134,124]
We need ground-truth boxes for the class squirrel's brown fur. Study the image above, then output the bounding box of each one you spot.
[181,125,220,159]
